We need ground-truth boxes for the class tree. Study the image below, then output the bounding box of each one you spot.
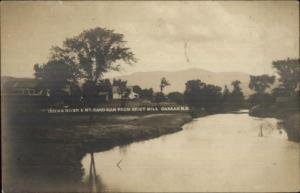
[34,59,81,107]
[113,79,127,96]
[154,92,166,104]
[184,80,206,108]
[231,80,242,91]
[132,85,142,95]
[48,27,137,107]
[52,27,137,82]
[132,85,154,101]
[271,58,300,111]
[202,84,222,111]
[248,75,275,107]
[229,80,245,109]
[141,88,154,101]
[81,80,100,107]
[98,79,113,101]
[249,75,275,94]
[113,79,130,107]
[167,92,184,104]
[160,77,170,93]
[222,85,231,110]
[272,58,300,96]
[222,85,230,98]
[184,79,222,112]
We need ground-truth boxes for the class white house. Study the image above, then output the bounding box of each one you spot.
[112,85,139,100]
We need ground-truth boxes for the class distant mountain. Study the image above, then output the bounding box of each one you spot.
[116,68,253,96]
[1,68,254,96]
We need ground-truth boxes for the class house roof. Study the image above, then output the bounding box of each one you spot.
[2,77,39,90]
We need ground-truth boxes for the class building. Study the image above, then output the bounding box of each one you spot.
[98,91,111,102]
[112,85,139,100]
[2,77,43,96]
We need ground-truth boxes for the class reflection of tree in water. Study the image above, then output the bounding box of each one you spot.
[119,144,130,156]
[258,120,287,138]
[2,115,87,192]
[87,152,105,192]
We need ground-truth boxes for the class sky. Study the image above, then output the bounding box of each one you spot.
[1,1,299,78]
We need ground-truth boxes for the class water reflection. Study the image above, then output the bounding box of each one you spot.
[86,152,106,192]
[2,111,113,193]
[2,112,298,192]
[119,144,130,156]
[82,113,299,192]
[2,114,86,192]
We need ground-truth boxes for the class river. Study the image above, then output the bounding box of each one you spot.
[82,111,299,192]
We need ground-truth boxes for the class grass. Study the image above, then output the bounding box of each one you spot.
[2,111,192,192]
[40,113,192,152]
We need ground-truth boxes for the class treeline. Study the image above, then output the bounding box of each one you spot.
[247,58,299,142]
[133,78,246,116]
[24,26,248,113]
[247,58,299,117]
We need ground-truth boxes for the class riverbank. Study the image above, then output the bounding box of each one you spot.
[280,113,300,142]
[81,112,300,192]
[42,113,193,152]
[249,105,299,142]
[2,112,192,192]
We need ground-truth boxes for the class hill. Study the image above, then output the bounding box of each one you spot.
[116,68,253,96]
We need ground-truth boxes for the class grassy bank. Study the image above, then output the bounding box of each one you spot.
[42,113,193,152]
[2,112,192,192]
[5,112,193,152]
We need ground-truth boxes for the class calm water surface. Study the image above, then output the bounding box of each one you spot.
[82,112,300,192]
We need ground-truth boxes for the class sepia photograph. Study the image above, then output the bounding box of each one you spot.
[1,1,299,192]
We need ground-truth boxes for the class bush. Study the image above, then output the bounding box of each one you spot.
[167,92,184,104]
[153,92,166,103]
[248,93,275,107]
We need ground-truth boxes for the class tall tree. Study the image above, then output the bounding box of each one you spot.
[98,79,113,101]
[248,75,275,107]
[113,79,130,107]
[222,85,230,98]
[203,84,222,111]
[230,80,245,109]
[249,75,275,94]
[160,77,170,93]
[222,85,231,110]
[184,80,205,108]
[34,59,81,106]
[184,79,222,112]
[36,27,136,107]
[51,27,137,83]
[272,58,300,96]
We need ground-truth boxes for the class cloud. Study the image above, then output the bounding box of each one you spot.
[1,1,299,77]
